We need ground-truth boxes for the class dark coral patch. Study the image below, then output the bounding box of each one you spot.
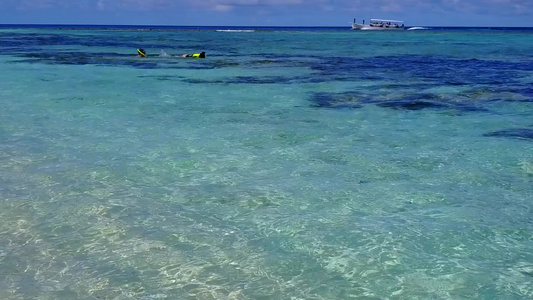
[15,51,160,68]
[308,55,531,86]
[138,75,186,81]
[518,87,533,97]
[451,103,490,112]
[377,100,449,110]
[182,75,305,85]
[308,90,491,113]
[309,92,363,109]
[308,91,446,111]
[484,129,533,140]
[231,76,292,84]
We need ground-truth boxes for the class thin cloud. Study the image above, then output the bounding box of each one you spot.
[9,0,57,9]
[2,0,530,15]
[95,0,176,10]
[194,0,304,12]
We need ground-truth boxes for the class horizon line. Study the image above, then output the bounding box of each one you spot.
[1,23,533,28]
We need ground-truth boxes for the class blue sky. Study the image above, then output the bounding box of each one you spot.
[0,0,531,27]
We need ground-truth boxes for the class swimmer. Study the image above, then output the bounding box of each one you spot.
[181,51,206,58]
[137,48,147,57]
[138,49,206,59]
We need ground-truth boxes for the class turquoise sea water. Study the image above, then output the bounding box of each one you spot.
[1,27,532,299]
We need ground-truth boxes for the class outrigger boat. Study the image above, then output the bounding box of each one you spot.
[351,19,405,30]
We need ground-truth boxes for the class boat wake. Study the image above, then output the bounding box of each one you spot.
[216,29,255,33]
[159,50,171,57]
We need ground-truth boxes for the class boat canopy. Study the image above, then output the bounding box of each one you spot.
[370,19,404,23]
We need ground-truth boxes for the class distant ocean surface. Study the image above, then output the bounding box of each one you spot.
[0,25,532,299]
[2,24,533,31]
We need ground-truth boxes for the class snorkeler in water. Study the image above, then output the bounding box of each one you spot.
[137,48,147,57]
[181,51,206,58]
[137,49,205,58]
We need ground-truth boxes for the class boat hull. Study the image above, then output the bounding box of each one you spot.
[351,23,404,30]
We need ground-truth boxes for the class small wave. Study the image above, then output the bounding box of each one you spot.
[216,29,255,33]
[407,27,428,31]
[159,50,171,57]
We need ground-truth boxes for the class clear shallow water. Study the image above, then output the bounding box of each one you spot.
[0,27,532,299]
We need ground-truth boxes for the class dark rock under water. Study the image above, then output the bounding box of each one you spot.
[484,128,533,140]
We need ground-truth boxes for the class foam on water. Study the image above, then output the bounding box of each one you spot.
[0,27,532,299]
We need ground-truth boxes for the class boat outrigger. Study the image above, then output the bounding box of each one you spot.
[352,19,405,30]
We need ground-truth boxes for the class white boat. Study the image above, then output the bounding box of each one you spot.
[351,19,405,30]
